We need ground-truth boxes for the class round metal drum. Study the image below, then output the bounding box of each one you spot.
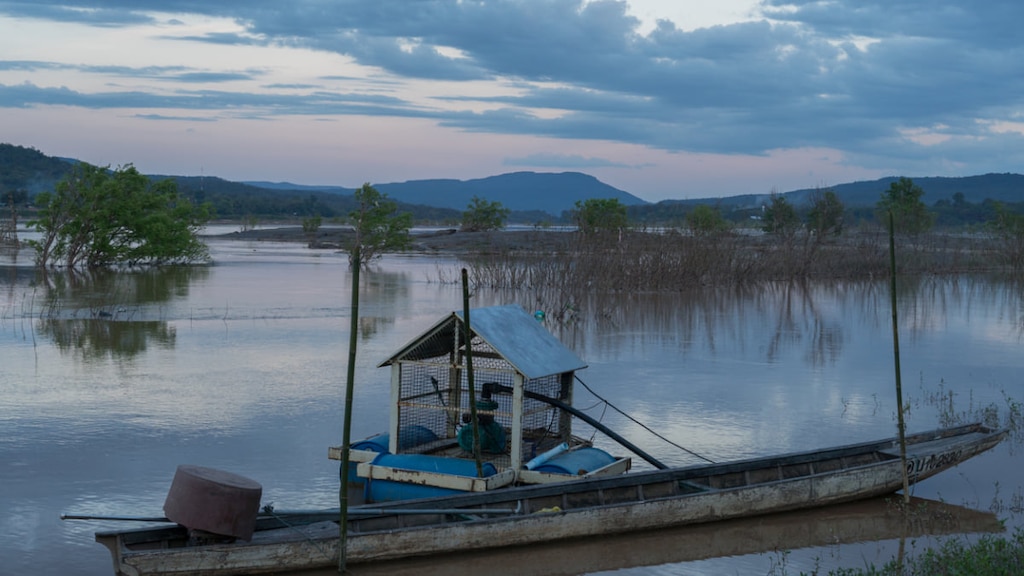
[163,464,262,541]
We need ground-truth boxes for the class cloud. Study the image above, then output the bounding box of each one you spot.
[0,60,259,83]
[1,0,1022,193]
[133,113,217,122]
[762,0,1019,48]
[169,32,268,46]
[503,152,641,169]
[171,71,260,83]
[0,81,424,116]
[0,1,153,26]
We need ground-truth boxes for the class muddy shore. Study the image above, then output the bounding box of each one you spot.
[208,226,573,254]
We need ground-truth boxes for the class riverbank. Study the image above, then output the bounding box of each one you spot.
[795,528,1024,576]
[207,225,1018,290]
[208,226,574,254]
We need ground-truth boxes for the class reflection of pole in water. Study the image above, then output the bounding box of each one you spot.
[896,531,907,573]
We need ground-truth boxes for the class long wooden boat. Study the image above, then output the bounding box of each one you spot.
[97,422,1006,576]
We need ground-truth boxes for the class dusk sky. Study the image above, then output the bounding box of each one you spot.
[2,1,1021,202]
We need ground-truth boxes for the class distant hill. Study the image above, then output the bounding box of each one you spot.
[0,143,75,197]
[666,173,1024,211]
[2,142,1021,220]
[153,175,463,223]
[791,174,1024,206]
[246,171,647,216]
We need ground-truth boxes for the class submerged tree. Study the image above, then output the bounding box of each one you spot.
[685,204,730,237]
[761,192,800,240]
[807,188,845,237]
[572,198,628,234]
[876,177,933,235]
[461,196,510,232]
[990,202,1024,268]
[346,183,412,266]
[29,163,211,268]
[301,214,322,241]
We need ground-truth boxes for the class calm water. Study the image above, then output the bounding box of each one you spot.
[1,232,1022,575]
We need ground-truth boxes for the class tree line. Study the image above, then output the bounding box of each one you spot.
[136,177,1024,229]
[22,162,516,269]
[19,156,1024,271]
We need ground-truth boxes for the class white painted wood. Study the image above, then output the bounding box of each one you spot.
[511,373,525,470]
[327,447,377,463]
[356,463,516,492]
[388,364,401,454]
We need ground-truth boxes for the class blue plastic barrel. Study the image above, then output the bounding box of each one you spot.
[351,425,440,454]
[365,453,497,502]
[350,434,389,454]
[532,447,616,476]
[345,426,441,485]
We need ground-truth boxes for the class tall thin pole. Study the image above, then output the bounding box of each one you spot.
[888,211,911,504]
[462,269,484,478]
[338,245,360,572]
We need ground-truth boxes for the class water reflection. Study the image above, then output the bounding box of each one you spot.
[343,497,1002,576]
[15,267,203,361]
[504,275,1024,369]
[355,267,414,341]
[514,280,855,365]
[39,318,176,361]
[35,266,207,317]
[466,274,1024,471]
[2,249,1023,576]
[903,274,1024,342]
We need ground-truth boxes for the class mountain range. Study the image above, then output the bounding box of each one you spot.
[687,173,1024,211]
[2,143,1021,218]
[244,171,647,215]
[246,173,1024,215]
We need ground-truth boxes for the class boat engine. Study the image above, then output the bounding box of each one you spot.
[458,390,507,454]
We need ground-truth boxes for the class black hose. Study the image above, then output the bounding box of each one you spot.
[575,376,715,464]
[492,384,668,470]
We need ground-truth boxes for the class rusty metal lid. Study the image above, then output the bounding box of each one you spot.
[163,464,263,541]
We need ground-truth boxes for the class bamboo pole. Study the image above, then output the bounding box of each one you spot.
[888,210,911,504]
[338,245,360,573]
[462,268,485,478]
[61,507,521,523]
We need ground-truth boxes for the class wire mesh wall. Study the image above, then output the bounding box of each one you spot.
[520,373,564,449]
[395,361,458,449]
[394,332,570,467]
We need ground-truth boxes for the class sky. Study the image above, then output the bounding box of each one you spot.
[1,0,1022,202]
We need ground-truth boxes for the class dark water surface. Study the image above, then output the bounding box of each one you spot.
[1,234,1021,575]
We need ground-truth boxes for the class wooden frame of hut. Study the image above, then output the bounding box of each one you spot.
[338,305,630,493]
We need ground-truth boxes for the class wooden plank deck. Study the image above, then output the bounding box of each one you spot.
[878,431,990,459]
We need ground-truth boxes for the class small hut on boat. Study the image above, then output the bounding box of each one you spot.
[331,304,630,502]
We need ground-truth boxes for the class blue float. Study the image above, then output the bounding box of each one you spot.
[351,425,439,454]
[364,453,498,502]
[345,426,441,485]
[531,447,616,476]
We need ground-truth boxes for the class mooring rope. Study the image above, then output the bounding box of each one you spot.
[262,504,334,560]
[575,375,716,464]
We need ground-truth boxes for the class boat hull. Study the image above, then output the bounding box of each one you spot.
[97,423,1007,576]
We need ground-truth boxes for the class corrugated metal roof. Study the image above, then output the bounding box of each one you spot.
[379,304,587,380]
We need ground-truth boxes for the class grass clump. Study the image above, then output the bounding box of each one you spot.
[816,529,1024,575]
[455,227,1010,295]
